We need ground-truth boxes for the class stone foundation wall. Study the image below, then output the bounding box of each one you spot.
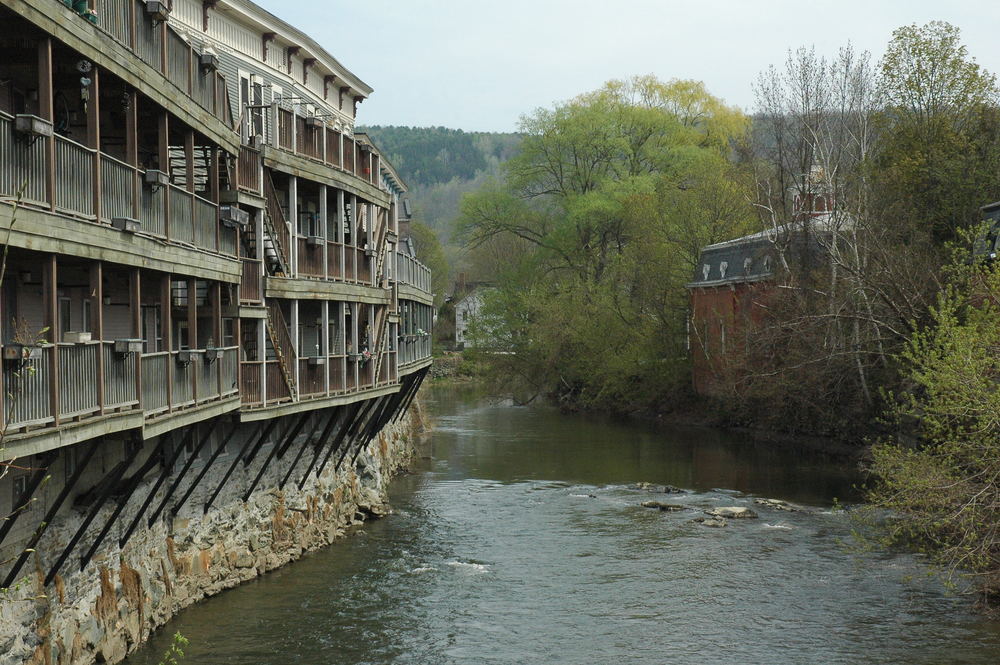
[0,404,426,665]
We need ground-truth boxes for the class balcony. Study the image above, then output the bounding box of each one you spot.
[0,111,236,257]
[0,343,238,434]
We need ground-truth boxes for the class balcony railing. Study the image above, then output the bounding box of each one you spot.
[92,0,234,128]
[0,339,240,435]
[0,111,235,257]
[394,250,432,293]
[237,145,262,194]
[240,258,263,303]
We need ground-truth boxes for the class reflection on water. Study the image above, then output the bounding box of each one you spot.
[127,384,1000,665]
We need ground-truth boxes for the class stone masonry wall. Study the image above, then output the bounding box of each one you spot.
[0,402,427,665]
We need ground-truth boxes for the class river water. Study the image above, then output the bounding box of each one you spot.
[127,384,1000,664]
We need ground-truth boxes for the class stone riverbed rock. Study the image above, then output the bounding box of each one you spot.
[692,516,728,527]
[706,506,759,519]
[753,498,798,511]
[640,501,686,511]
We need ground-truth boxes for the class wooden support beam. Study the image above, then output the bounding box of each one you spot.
[314,400,362,479]
[246,412,308,500]
[393,368,427,423]
[81,435,161,569]
[296,408,342,490]
[46,453,134,586]
[1,441,99,589]
[171,422,239,516]
[161,274,173,408]
[277,412,325,490]
[335,396,380,472]
[352,395,394,466]
[241,413,282,468]
[242,417,297,501]
[0,451,58,551]
[146,420,219,529]
[116,428,193,547]
[203,420,270,513]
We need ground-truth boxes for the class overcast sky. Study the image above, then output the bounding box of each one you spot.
[255,0,1000,132]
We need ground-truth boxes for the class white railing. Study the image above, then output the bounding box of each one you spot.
[0,112,48,205]
[193,194,217,250]
[103,342,138,409]
[100,154,136,222]
[54,135,95,217]
[58,343,101,417]
[141,352,170,413]
[169,185,195,244]
[3,348,53,428]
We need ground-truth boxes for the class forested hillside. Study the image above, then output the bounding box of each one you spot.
[360,126,520,241]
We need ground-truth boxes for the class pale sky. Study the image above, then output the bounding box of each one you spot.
[255,0,1000,132]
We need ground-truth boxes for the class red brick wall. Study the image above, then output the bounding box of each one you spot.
[689,281,770,397]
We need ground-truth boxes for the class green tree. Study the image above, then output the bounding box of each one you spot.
[876,21,1000,242]
[868,258,1000,602]
[457,76,755,410]
[408,220,449,307]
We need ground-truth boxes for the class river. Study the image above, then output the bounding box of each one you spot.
[126,383,1000,664]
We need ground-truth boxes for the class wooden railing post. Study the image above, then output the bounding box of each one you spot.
[158,112,170,239]
[130,267,141,410]
[125,90,139,219]
[92,262,105,414]
[161,274,173,410]
[187,277,197,402]
[88,68,102,222]
[44,255,60,425]
[38,37,55,210]
[212,281,222,397]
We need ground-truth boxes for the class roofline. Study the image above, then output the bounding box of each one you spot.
[220,0,373,98]
[685,273,774,289]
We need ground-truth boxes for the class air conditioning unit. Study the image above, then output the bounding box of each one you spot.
[307,235,324,247]
[112,217,140,233]
[144,169,169,188]
[199,52,219,72]
[248,134,264,150]
[220,205,249,229]
[114,339,144,355]
[14,114,53,138]
[144,0,170,22]
[305,116,324,129]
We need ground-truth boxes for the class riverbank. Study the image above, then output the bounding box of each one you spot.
[0,404,430,665]
[431,351,867,461]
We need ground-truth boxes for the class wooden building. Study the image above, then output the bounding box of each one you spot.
[0,0,431,599]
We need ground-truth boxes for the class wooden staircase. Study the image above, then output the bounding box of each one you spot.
[265,302,297,401]
[261,171,291,277]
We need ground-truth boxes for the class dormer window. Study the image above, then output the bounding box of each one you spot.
[763,256,772,272]
[702,264,711,280]
[719,261,728,279]
[744,257,752,273]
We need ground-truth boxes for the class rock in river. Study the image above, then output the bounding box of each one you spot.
[706,506,758,519]
[693,516,728,527]
[753,498,798,512]
[641,501,686,512]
